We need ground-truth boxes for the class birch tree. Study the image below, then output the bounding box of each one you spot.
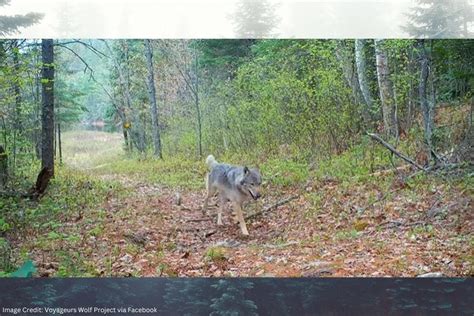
[354,39,374,117]
[417,39,435,160]
[374,39,398,138]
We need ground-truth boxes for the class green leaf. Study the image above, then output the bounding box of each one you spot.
[10,260,37,277]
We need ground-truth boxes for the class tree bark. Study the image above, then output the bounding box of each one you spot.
[354,39,374,119]
[335,40,363,106]
[41,39,54,176]
[193,45,203,158]
[57,123,62,165]
[144,39,163,158]
[0,145,7,189]
[12,40,22,173]
[374,39,398,138]
[13,40,22,131]
[123,41,146,153]
[29,167,53,200]
[417,39,435,160]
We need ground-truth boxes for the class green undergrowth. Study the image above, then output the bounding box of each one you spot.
[0,166,125,275]
[78,130,466,192]
[95,156,206,190]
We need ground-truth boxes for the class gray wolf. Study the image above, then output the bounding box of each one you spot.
[203,155,262,236]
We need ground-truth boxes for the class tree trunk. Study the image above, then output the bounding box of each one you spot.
[144,39,163,159]
[124,41,146,153]
[13,40,22,132]
[105,40,146,153]
[57,123,62,165]
[195,92,202,158]
[0,145,7,189]
[34,44,41,159]
[417,39,435,160]
[12,40,22,173]
[335,40,363,106]
[194,48,202,158]
[405,45,416,132]
[41,39,54,176]
[354,39,374,120]
[374,39,398,138]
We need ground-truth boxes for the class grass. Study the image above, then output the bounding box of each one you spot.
[205,246,227,263]
[61,130,124,170]
[0,163,124,275]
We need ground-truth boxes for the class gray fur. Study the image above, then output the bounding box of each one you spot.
[203,155,262,236]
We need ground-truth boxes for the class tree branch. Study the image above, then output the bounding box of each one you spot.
[246,195,299,221]
[367,132,427,171]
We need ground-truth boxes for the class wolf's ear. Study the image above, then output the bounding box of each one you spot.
[244,166,249,174]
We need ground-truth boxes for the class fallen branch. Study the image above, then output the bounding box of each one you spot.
[378,220,426,229]
[246,195,299,221]
[367,164,411,178]
[367,133,427,171]
[186,218,213,222]
[204,230,217,238]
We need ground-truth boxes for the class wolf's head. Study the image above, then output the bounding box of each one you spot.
[240,166,262,200]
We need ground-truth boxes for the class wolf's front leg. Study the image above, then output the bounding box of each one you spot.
[233,202,249,236]
[217,196,226,226]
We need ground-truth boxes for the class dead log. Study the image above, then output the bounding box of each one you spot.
[367,133,427,171]
[246,195,299,221]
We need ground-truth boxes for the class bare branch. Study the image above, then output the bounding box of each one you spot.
[367,132,427,171]
[246,195,299,221]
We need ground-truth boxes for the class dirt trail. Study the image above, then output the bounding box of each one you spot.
[96,173,304,277]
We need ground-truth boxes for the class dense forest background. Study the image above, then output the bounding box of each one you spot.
[0,37,472,179]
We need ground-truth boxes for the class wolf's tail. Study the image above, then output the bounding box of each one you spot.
[205,155,217,169]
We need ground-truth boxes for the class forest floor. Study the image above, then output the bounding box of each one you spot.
[6,130,473,277]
